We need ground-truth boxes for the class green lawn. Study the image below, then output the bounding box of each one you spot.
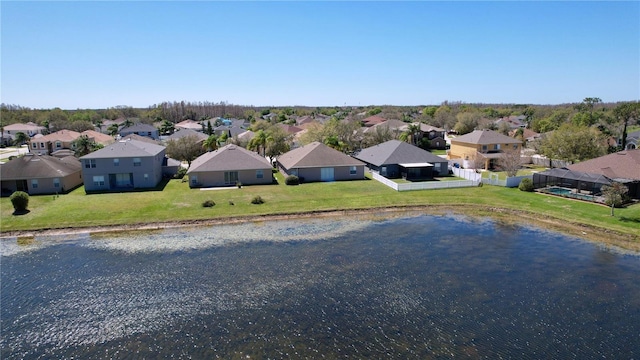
[2,174,639,241]
[481,168,543,180]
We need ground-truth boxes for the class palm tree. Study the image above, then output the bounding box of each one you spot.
[107,123,120,137]
[407,123,421,145]
[248,129,268,156]
[13,132,29,146]
[202,134,218,152]
[121,118,134,129]
[72,135,97,157]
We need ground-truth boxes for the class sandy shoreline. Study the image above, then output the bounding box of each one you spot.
[1,205,638,252]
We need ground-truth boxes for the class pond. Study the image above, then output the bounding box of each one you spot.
[1,214,639,359]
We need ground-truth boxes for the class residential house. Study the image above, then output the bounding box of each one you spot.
[495,115,527,130]
[277,124,304,136]
[621,130,640,150]
[121,133,161,145]
[448,129,522,170]
[401,123,447,150]
[509,128,540,148]
[277,142,365,182]
[80,139,166,192]
[175,120,203,132]
[566,149,640,199]
[364,120,407,138]
[29,130,81,155]
[81,130,115,147]
[119,123,160,140]
[3,122,47,138]
[187,144,273,188]
[165,129,209,145]
[361,115,386,127]
[355,140,449,180]
[1,154,82,196]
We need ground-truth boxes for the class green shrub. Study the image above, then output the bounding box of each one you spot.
[518,178,534,192]
[251,195,264,205]
[10,191,29,213]
[285,175,299,185]
[202,200,216,207]
[174,167,187,179]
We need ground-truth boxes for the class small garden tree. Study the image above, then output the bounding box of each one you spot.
[601,182,629,216]
[497,147,522,177]
[10,191,29,214]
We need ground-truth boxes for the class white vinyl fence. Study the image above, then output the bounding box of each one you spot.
[370,171,479,192]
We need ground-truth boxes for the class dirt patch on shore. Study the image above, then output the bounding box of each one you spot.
[1,205,638,252]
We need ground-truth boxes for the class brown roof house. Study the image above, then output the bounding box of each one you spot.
[80,139,166,192]
[81,130,116,147]
[568,149,640,198]
[29,130,81,155]
[448,129,522,170]
[1,154,83,196]
[277,142,365,182]
[187,144,273,188]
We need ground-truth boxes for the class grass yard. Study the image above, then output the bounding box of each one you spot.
[1,174,639,241]
[481,168,543,180]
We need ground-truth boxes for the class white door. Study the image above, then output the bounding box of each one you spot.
[320,167,335,182]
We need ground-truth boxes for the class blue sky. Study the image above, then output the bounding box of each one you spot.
[1,1,638,109]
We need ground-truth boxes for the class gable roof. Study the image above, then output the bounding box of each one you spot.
[1,154,81,180]
[277,123,304,135]
[451,129,521,145]
[355,140,446,167]
[166,129,208,142]
[81,130,115,145]
[120,123,157,132]
[36,129,81,143]
[175,120,203,130]
[364,119,407,134]
[567,149,640,181]
[3,122,46,132]
[278,142,364,169]
[120,133,160,144]
[80,139,165,159]
[362,115,386,126]
[187,144,271,173]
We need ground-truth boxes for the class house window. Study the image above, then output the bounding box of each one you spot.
[93,176,105,186]
[494,144,501,150]
[481,145,488,152]
[133,158,141,167]
[513,144,518,150]
[85,159,96,168]
[55,141,62,149]
[224,171,238,185]
[350,166,357,175]
[190,175,197,185]
[53,178,60,188]
[147,132,152,137]
[32,143,37,149]
[144,173,149,180]
[381,166,387,176]
[113,158,120,166]
[256,170,264,179]
[31,179,38,189]
[40,142,45,148]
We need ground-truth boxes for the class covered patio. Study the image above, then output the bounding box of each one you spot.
[398,162,434,181]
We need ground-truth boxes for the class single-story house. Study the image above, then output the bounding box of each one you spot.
[1,154,83,196]
[119,123,160,140]
[79,139,166,192]
[164,129,209,144]
[187,144,273,188]
[567,149,639,198]
[277,141,365,182]
[355,140,449,180]
[175,120,204,132]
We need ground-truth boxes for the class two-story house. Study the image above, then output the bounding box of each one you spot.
[448,129,522,170]
[119,123,160,140]
[29,130,81,155]
[80,139,166,192]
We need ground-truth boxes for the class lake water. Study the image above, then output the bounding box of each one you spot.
[1,214,639,359]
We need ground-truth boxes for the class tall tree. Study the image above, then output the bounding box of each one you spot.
[159,120,175,135]
[13,132,29,146]
[72,135,102,157]
[573,97,602,126]
[497,147,523,177]
[202,135,218,152]
[613,101,640,150]
[539,123,607,163]
[107,124,120,137]
[248,129,268,156]
[166,135,204,168]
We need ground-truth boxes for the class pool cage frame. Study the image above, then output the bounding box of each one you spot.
[532,168,612,196]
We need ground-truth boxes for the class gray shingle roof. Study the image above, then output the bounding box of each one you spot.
[354,140,446,166]
[1,154,81,180]
[451,129,521,145]
[120,123,157,132]
[187,144,271,173]
[80,139,165,159]
[278,142,365,169]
